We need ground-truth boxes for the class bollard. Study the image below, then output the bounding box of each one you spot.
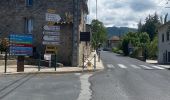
[54,54,57,71]
[94,54,96,71]
[83,54,85,69]
[98,51,100,62]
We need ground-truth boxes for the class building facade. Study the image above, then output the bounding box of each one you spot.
[158,21,170,64]
[108,36,120,48]
[0,0,89,66]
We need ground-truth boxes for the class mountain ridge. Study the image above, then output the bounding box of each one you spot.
[106,26,137,38]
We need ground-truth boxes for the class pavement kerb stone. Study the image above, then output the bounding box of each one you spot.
[1,69,102,76]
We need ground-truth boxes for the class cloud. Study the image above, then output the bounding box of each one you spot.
[87,0,169,28]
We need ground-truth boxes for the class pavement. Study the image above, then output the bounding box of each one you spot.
[0,51,104,75]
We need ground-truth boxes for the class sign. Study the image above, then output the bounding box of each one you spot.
[45,45,58,54]
[9,34,33,56]
[46,13,61,22]
[47,9,56,13]
[80,32,91,41]
[43,41,60,45]
[43,25,60,31]
[43,35,60,41]
[43,31,60,36]
[44,54,51,60]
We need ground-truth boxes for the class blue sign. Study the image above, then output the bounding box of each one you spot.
[9,34,33,56]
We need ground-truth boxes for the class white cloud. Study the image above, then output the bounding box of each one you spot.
[87,0,170,28]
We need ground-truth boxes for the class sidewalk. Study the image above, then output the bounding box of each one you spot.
[0,51,104,75]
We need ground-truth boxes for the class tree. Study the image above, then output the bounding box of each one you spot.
[91,19,107,49]
[147,36,158,59]
[121,32,150,57]
[140,13,160,41]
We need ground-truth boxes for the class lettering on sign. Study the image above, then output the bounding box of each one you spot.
[43,31,60,36]
[46,13,61,22]
[43,25,60,31]
[43,35,60,41]
[47,9,56,13]
[43,41,60,45]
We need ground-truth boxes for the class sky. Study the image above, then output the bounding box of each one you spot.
[87,0,170,28]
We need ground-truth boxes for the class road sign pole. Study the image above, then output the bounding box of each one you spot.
[4,50,7,73]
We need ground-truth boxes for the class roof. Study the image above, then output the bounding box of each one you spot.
[109,36,120,41]
[158,21,170,30]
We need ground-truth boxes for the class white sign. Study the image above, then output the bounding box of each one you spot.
[43,35,60,41]
[43,41,60,45]
[44,54,51,60]
[43,31,60,36]
[46,13,61,22]
[43,25,60,31]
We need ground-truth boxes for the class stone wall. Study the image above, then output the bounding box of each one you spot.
[0,0,88,66]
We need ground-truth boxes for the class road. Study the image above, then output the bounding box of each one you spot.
[1,51,170,100]
[0,73,82,100]
[90,51,170,100]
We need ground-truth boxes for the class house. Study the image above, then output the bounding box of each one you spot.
[108,36,120,48]
[158,21,170,64]
[0,0,89,66]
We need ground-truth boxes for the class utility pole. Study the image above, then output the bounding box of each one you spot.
[96,0,97,19]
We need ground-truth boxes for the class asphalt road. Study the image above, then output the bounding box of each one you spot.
[1,51,170,100]
[0,73,81,100]
[90,51,170,100]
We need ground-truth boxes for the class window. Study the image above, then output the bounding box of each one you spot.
[25,18,33,33]
[162,34,164,42]
[26,0,33,6]
[167,32,169,41]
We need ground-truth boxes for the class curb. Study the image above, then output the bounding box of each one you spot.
[0,69,102,76]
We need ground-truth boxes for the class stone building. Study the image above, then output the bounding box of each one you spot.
[0,0,89,66]
[158,21,170,64]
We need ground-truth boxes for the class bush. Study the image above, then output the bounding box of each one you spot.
[112,47,123,54]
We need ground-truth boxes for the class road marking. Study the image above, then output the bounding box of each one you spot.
[74,73,81,76]
[130,65,141,69]
[151,65,164,69]
[118,64,127,69]
[140,65,153,69]
[158,65,170,69]
[107,64,115,69]
[77,74,92,100]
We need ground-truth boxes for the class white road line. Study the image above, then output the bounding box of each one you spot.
[77,74,92,100]
[107,64,115,68]
[118,64,127,69]
[158,65,170,69]
[151,65,164,69]
[74,73,81,76]
[140,65,153,69]
[130,65,141,69]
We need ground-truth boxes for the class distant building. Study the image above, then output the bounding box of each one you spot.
[0,0,89,66]
[158,21,170,64]
[108,36,120,48]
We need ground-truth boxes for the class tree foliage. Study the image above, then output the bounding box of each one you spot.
[121,32,150,56]
[147,36,158,59]
[91,19,107,49]
[138,13,160,41]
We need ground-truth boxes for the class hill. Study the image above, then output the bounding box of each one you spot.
[106,26,137,37]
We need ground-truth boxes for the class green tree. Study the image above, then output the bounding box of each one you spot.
[147,36,158,59]
[140,13,160,41]
[91,19,107,49]
[121,32,150,57]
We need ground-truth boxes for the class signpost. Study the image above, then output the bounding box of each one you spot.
[9,34,33,72]
[43,25,60,31]
[46,13,61,22]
